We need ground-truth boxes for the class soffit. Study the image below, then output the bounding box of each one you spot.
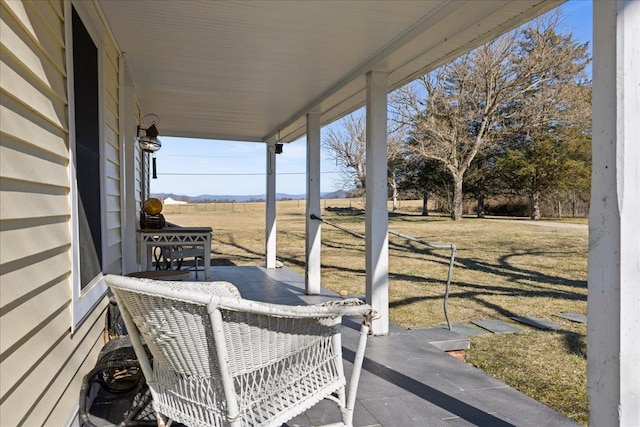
[98,0,562,143]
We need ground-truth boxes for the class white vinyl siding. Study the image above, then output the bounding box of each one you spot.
[0,0,124,424]
[104,31,122,274]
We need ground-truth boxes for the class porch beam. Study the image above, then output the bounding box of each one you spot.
[306,112,322,294]
[588,1,640,425]
[365,70,389,335]
[265,141,277,268]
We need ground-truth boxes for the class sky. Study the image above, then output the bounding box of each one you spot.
[151,0,593,198]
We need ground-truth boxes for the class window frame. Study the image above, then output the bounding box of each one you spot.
[66,1,108,333]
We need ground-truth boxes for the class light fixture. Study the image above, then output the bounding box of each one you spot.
[275,129,283,154]
[137,114,162,153]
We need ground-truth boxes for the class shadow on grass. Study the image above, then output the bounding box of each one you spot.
[215,228,586,330]
[325,206,364,215]
[213,235,266,264]
[388,285,585,321]
[562,330,587,359]
[385,237,587,290]
[388,209,452,217]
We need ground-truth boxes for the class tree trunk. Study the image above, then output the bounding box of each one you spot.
[530,191,541,220]
[558,200,562,218]
[392,192,398,212]
[422,192,429,216]
[390,172,398,212]
[451,175,464,220]
[476,193,486,218]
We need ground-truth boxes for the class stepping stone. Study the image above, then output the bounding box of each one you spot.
[554,312,587,324]
[438,323,488,336]
[470,319,521,334]
[408,327,470,351]
[511,316,563,330]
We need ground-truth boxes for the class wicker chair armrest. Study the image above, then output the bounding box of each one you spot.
[214,297,375,321]
[314,298,379,325]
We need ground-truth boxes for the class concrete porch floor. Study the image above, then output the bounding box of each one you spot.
[202,265,579,427]
[89,265,580,427]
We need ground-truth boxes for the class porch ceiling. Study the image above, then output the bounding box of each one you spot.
[99,0,562,143]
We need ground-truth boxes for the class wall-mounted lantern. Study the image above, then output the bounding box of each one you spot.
[137,114,162,153]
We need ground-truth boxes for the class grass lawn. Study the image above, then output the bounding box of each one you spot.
[163,199,589,425]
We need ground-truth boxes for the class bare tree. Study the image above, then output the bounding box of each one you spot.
[394,12,589,220]
[323,112,405,206]
[323,114,367,194]
[387,127,405,211]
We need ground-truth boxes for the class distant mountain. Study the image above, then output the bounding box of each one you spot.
[151,190,347,203]
[321,190,347,199]
[190,194,272,202]
[151,193,191,202]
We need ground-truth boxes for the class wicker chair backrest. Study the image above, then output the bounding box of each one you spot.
[108,278,240,376]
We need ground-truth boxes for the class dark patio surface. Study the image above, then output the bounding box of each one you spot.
[207,266,579,427]
[88,265,580,427]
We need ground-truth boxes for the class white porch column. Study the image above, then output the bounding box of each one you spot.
[365,70,389,335]
[588,1,640,426]
[306,112,322,294]
[265,141,277,268]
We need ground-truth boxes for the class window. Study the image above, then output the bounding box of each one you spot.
[68,3,106,331]
[72,7,102,287]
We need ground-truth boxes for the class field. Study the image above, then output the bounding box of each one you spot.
[163,199,589,425]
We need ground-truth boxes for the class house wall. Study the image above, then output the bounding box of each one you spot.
[103,26,122,274]
[120,64,142,274]
[0,0,129,424]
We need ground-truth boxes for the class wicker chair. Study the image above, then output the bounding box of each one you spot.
[104,274,375,427]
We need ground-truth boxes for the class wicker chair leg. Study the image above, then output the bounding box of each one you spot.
[155,413,171,427]
[343,323,370,426]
